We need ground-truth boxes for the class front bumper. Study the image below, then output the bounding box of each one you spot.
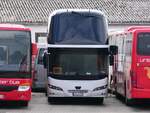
[0,90,31,101]
[48,88,107,97]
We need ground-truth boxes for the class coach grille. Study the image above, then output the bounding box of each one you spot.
[0,85,18,92]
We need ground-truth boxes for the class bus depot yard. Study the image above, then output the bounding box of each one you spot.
[1,8,150,113]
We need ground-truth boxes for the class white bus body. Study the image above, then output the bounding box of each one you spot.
[46,9,109,104]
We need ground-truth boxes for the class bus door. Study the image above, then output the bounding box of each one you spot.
[136,32,150,89]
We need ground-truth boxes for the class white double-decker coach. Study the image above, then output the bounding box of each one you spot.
[43,9,117,104]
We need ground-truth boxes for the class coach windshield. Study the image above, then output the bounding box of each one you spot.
[48,48,108,80]
[0,31,31,73]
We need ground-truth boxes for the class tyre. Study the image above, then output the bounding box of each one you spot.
[115,86,120,99]
[125,98,133,106]
[115,92,119,99]
[20,101,29,106]
[48,97,55,104]
[124,82,133,106]
[45,89,48,96]
[98,98,104,104]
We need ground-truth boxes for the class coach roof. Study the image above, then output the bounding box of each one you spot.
[0,24,30,31]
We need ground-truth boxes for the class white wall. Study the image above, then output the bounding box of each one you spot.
[26,25,47,42]
[108,25,129,32]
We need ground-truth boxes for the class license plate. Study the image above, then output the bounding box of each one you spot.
[72,92,83,96]
[0,94,4,99]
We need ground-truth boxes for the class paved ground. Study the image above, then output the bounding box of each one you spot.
[0,93,150,113]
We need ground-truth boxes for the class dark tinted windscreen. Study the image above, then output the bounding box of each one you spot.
[48,12,107,44]
[0,31,31,72]
[50,49,108,75]
[137,33,150,55]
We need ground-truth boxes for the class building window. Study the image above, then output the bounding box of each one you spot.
[35,32,47,43]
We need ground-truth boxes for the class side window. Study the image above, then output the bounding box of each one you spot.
[125,33,132,57]
[125,40,132,56]
[117,36,124,54]
[117,35,124,72]
[37,48,45,65]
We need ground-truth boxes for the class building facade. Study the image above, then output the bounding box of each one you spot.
[0,0,150,42]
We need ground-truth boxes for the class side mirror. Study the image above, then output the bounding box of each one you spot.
[110,45,118,55]
[43,52,47,68]
[109,55,114,66]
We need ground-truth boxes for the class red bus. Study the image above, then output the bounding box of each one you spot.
[0,24,32,106]
[109,26,150,105]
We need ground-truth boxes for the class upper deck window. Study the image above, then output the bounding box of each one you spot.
[48,12,107,44]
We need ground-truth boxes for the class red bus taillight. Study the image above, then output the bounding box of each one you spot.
[32,43,38,56]
[130,70,137,88]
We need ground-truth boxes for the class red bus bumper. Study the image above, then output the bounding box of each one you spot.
[132,88,150,98]
[0,90,31,101]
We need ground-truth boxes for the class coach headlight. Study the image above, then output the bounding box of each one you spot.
[48,84,63,91]
[18,83,30,91]
[93,85,107,91]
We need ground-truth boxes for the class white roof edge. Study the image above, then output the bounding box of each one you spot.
[49,9,105,16]
[47,44,109,48]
